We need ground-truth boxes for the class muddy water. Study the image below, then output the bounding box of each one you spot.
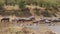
[47,25,60,34]
[13,23,40,30]
[13,23,60,34]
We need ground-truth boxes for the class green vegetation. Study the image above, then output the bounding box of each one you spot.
[24,0,60,17]
[18,0,26,8]
[0,0,60,17]
[33,0,60,17]
[0,1,4,15]
[37,0,58,8]
[25,0,60,7]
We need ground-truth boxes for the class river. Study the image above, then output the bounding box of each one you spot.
[13,23,60,34]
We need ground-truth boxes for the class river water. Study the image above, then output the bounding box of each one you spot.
[47,25,60,34]
[13,23,60,34]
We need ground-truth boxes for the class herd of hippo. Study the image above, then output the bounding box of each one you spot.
[1,16,60,23]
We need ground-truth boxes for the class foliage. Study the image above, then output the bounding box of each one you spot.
[0,1,4,9]
[0,1,4,15]
[25,0,37,5]
[32,0,60,17]
[18,0,26,8]
[0,0,60,17]
[37,0,58,8]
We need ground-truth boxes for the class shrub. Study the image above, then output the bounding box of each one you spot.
[18,0,26,8]
[38,0,58,8]
[0,1,4,15]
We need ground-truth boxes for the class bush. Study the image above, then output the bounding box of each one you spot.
[0,1,4,15]
[25,0,37,5]
[41,10,51,17]
[0,1,4,9]
[18,0,26,8]
[38,0,58,8]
